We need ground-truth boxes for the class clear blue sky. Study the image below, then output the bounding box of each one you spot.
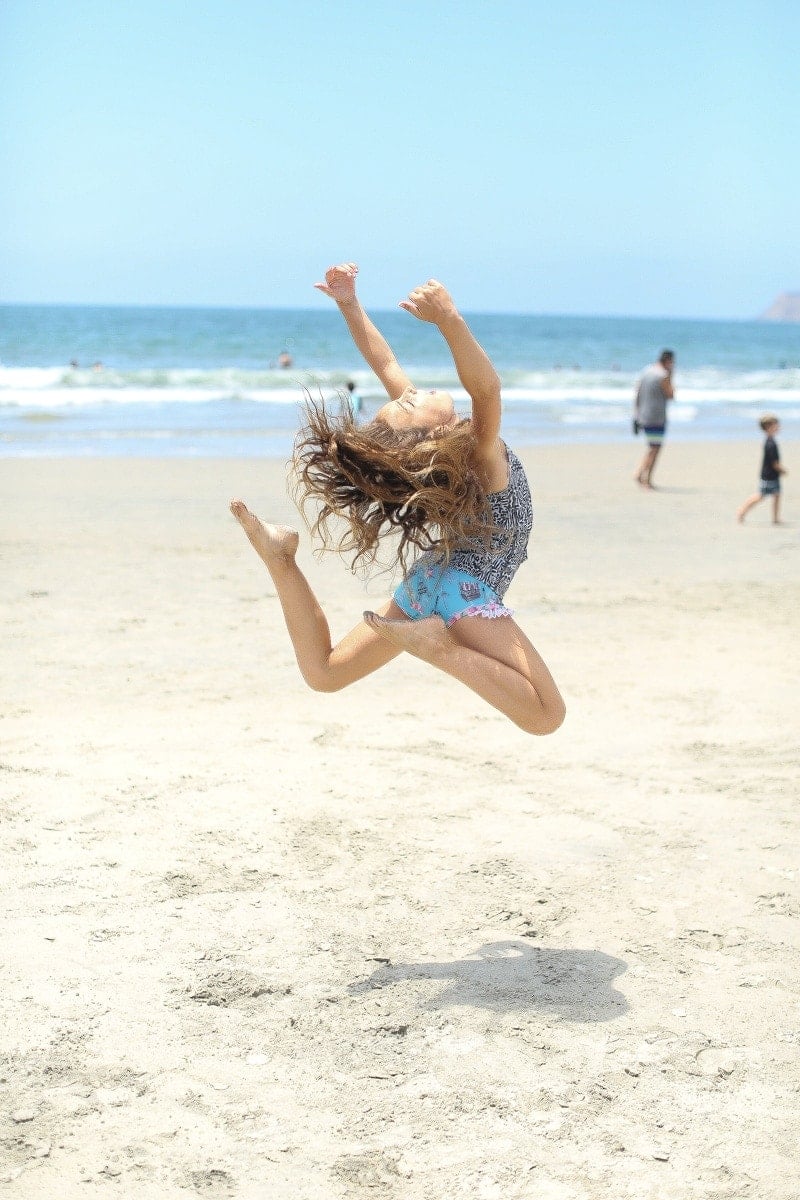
[1,0,797,317]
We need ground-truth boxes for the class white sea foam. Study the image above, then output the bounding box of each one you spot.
[3,381,800,411]
[3,362,799,405]
[0,384,307,408]
[0,367,67,389]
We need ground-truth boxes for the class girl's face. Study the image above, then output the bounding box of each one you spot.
[377,386,458,434]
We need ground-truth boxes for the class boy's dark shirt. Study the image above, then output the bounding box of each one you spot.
[761,435,780,481]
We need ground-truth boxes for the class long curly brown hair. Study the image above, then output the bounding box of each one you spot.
[292,393,494,576]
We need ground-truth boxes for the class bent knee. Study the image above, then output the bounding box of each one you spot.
[303,669,345,694]
[520,698,566,737]
[540,703,567,735]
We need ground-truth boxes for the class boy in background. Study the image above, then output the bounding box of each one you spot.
[737,414,786,525]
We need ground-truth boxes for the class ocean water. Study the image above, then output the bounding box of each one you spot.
[1,304,799,457]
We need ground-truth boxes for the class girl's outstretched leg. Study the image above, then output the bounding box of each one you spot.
[230,500,403,691]
[364,612,565,735]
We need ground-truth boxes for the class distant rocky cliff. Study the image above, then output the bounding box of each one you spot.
[759,292,800,321]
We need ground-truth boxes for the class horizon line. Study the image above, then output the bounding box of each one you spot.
[0,299,781,324]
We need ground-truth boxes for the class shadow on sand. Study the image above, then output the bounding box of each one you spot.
[349,940,628,1023]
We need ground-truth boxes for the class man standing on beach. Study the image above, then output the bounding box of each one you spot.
[633,350,675,489]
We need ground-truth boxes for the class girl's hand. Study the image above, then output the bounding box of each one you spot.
[314,262,359,305]
[399,279,459,325]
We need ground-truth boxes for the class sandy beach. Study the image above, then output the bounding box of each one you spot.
[1,440,798,1199]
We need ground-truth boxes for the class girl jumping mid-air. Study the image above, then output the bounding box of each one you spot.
[230,263,565,735]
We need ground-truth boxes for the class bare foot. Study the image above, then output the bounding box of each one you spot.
[363,611,452,661]
[229,500,299,565]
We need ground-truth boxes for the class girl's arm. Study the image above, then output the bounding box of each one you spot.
[400,280,501,452]
[314,263,412,401]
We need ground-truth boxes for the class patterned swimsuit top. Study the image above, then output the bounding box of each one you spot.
[420,443,534,599]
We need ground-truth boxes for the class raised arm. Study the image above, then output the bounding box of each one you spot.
[314,263,412,401]
[400,280,501,452]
